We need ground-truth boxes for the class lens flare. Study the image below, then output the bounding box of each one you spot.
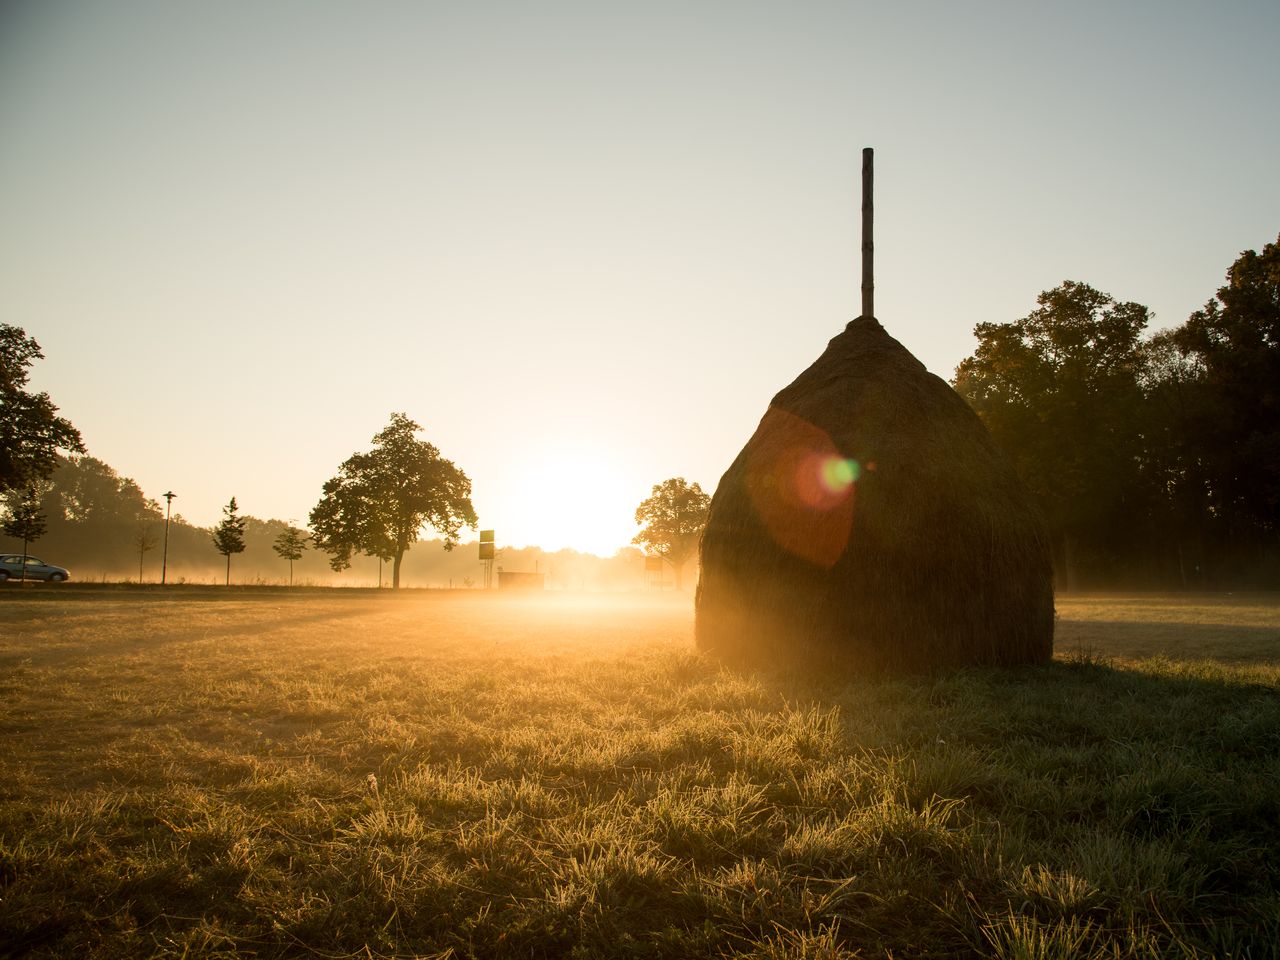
[745,408,863,568]
[820,457,860,493]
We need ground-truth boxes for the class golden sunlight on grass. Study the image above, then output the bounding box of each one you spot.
[2,588,1278,958]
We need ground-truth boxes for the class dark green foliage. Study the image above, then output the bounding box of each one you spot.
[698,316,1054,673]
[309,413,478,589]
[210,497,247,585]
[633,478,710,589]
[0,324,84,494]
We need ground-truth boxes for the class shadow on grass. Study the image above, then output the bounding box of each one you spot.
[1055,618,1280,662]
[724,650,1280,958]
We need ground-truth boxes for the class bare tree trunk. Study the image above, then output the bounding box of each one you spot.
[225,554,231,586]
[392,551,403,589]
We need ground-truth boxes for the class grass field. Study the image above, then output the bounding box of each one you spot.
[2,587,1279,959]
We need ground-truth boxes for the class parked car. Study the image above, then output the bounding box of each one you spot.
[0,555,71,582]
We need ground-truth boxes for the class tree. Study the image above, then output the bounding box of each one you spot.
[2,487,48,580]
[1171,233,1280,538]
[211,497,247,585]
[135,518,159,583]
[633,477,711,590]
[1135,330,1213,585]
[272,525,309,585]
[51,455,157,524]
[0,325,84,494]
[309,413,477,588]
[953,281,1150,588]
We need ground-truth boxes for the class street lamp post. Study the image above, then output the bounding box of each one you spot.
[161,491,176,585]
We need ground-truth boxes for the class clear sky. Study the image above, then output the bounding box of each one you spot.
[2,0,1277,555]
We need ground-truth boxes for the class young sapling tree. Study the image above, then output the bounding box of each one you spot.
[135,519,158,583]
[211,497,247,585]
[2,488,47,581]
[272,524,309,585]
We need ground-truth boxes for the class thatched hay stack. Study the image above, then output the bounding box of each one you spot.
[695,315,1054,673]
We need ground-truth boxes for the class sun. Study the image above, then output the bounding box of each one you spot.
[490,449,639,556]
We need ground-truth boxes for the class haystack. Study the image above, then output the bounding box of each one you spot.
[695,150,1053,673]
[696,316,1053,672]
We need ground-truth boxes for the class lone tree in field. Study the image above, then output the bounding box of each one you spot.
[2,488,47,580]
[272,524,309,585]
[135,517,158,583]
[0,324,84,494]
[696,149,1053,673]
[309,413,477,589]
[633,478,710,590]
[211,497,247,585]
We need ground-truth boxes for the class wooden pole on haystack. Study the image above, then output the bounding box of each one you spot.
[695,143,1056,673]
[861,147,874,319]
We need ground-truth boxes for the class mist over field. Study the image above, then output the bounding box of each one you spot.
[2,525,652,590]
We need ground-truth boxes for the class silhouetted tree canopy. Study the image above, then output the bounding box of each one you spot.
[1171,234,1280,535]
[633,477,710,590]
[954,281,1149,587]
[0,325,84,493]
[45,455,159,525]
[955,240,1280,589]
[211,497,247,585]
[309,413,477,589]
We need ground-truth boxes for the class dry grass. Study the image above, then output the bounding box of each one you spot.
[1,586,1278,958]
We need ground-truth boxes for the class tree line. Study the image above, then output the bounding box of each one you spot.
[954,234,1279,588]
[0,321,712,588]
[0,448,670,588]
[0,339,697,587]
[3,231,1276,590]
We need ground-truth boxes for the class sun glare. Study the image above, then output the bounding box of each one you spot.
[499,450,638,556]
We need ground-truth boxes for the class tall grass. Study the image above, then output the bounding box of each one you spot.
[1,588,1278,958]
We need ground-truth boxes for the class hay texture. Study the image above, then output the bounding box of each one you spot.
[696,316,1053,673]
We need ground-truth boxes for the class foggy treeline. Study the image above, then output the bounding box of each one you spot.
[954,236,1279,590]
[0,454,651,589]
[6,234,1275,593]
